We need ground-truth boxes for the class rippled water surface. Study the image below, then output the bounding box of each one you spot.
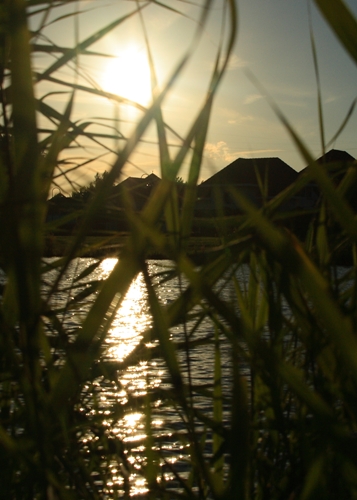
[51,255,352,498]
[0,246,352,498]
[42,257,248,496]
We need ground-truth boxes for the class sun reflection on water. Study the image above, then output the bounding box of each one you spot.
[96,258,161,496]
[86,258,219,497]
[49,257,252,496]
[98,257,117,277]
[107,274,150,362]
[97,258,152,362]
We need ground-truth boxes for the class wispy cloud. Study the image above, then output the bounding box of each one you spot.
[217,106,254,123]
[205,141,284,163]
[226,54,247,70]
[271,85,314,99]
[208,54,247,73]
[244,93,263,105]
[324,95,339,104]
[204,141,235,162]
[235,148,284,156]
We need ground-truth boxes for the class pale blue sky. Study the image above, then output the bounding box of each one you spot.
[32,0,357,190]
[206,0,357,175]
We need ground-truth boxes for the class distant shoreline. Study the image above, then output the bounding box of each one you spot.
[44,234,224,263]
[44,234,354,267]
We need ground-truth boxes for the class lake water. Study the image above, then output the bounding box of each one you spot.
[40,257,355,497]
[44,257,248,497]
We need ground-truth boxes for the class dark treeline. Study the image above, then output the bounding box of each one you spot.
[47,149,357,263]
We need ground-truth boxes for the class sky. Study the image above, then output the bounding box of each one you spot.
[31,0,357,192]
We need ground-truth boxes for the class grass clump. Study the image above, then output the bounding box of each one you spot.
[0,0,357,499]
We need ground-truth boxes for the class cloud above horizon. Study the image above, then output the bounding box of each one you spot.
[205,141,235,162]
[226,54,247,70]
[205,141,283,163]
[244,93,263,105]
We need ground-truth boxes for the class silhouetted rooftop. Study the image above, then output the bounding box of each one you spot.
[314,149,355,165]
[199,157,298,197]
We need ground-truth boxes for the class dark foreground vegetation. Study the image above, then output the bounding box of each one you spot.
[1,1,357,499]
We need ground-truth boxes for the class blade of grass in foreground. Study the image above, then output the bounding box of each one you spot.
[314,0,357,65]
[233,189,357,388]
[212,324,224,492]
[49,253,140,412]
[49,29,221,411]
[6,0,42,334]
[247,70,357,243]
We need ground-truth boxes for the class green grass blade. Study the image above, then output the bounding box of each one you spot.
[309,5,325,154]
[212,325,224,491]
[142,265,184,400]
[233,190,357,386]
[247,72,357,242]
[39,92,74,201]
[314,0,357,65]
[227,345,249,499]
[326,97,357,149]
[49,254,140,412]
[10,0,38,183]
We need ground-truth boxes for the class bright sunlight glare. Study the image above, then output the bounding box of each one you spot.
[105,273,151,362]
[99,257,117,277]
[102,45,151,106]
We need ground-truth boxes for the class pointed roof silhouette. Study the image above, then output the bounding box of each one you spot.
[199,157,298,197]
[114,172,160,192]
[314,149,355,165]
[303,149,356,186]
[111,172,161,210]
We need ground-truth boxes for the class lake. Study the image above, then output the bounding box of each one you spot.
[40,257,354,498]
[44,257,249,497]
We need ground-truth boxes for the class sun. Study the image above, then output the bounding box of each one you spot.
[102,45,152,106]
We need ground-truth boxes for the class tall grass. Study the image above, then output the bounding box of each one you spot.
[0,0,357,499]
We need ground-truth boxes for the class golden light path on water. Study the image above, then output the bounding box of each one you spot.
[96,258,169,496]
[48,257,352,497]
[45,256,240,496]
[102,259,149,362]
